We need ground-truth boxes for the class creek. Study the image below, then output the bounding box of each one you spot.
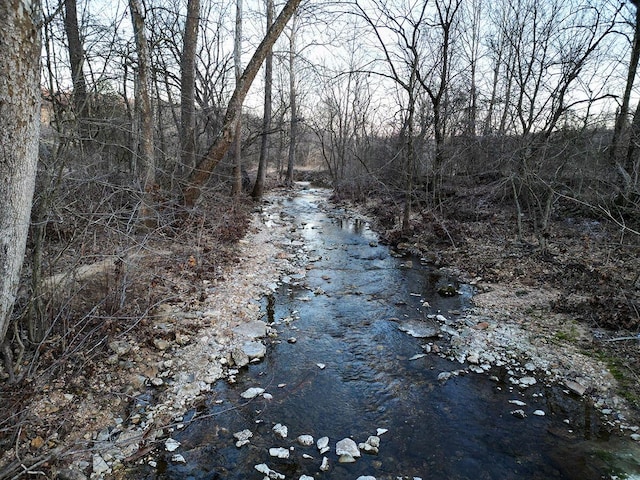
[147,185,639,479]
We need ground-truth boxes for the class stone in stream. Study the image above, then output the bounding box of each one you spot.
[320,457,330,471]
[240,387,265,399]
[254,463,285,479]
[273,423,288,438]
[269,447,290,459]
[397,319,440,338]
[233,429,253,447]
[242,341,266,360]
[358,435,381,454]
[336,438,361,462]
[297,434,314,446]
[317,436,330,454]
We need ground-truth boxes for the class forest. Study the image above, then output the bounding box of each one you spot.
[1,0,640,476]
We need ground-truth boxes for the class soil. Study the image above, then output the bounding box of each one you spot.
[1,179,639,479]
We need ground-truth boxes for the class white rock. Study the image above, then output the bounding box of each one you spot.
[376,428,388,436]
[302,453,314,459]
[519,376,537,387]
[631,433,640,441]
[254,463,285,479]
[316,363,326,370]
[508,400,527,407]
[336,438,361,459]
[263,393,273,400]
[533,410,546,416]
[564,379,587,396]
[297,434,314,446]
[300,476,314,480]
[511,409,527,419]
[317,436,329,452]
[438,372,452,382]
[92,455,110,475]
[269,447,290,459]
[241,387,265,399]
[466,353,480,364]
[233,429,253,447]
[165,438,181,452]
[356,477,377,480]
[320,457,330,471]
[409,353,426,360]
[273,423,288,438]
[171,454,186,463]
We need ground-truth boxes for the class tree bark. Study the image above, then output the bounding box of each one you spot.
[63,0,89,137]
[184,0,302,206]
[0,0,41,353]
[129,0,156,227]
[252,0,275,200]
[180,0,200,172]
[285,11,298,186]
[231,0,244,197]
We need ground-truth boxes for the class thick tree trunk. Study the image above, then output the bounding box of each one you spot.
[184,0,302,206]
[0,0,41,354]
[180,0,200,172]
[129,0,156,227]
[64,0,89,138]
[251,0,275,200]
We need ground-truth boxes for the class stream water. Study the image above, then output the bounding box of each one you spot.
[146,185,639,480]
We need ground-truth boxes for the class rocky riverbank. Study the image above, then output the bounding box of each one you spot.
[2,183,639,479]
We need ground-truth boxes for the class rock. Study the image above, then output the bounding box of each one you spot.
[376,428,388,436]
[234,429,253,448]
[254,464,285,479]
[233,320,267,340]
[108,340,131,356]
[409,354,426,361]
[356,477,377,480]
[320,457,330,471]
[565,380,587,396]
[533,410,546,416]
[232,347,250,368]
[263,393,273,400]
[92,454,110,475]
[398,319,440,338]
[316,363,326,369]
[273,423,288,438]
[153,338,170,351]
[466,353,480,364]
[297,434,314,446]
[508,400,527,407]
[241,387,265,399]
[519,376,537,387]
[269,447,290,459]
[336,438,361,461]
[317,436,330,454]
[358,435,380,454]
[511,409,527,419]
[242,341,266,360]
[437,372,452,382]
[165,438,180,452]
[631,433,640,441]
[171,454,186,463]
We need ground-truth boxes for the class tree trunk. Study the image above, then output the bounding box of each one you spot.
[129,0,156,228]
[180,0,200,172]
[0,0,41,365]
[64,0,89,139]
[252,0,275,200]
[285,11,298,187]
[231,0,244,197]
[184,0,302,207]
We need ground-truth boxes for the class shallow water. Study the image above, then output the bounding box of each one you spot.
[144,186,639,480]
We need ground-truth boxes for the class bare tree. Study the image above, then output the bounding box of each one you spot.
[184,0,302,206]
[252,0,275,199]
[129,0,156,227]
[231,0,244,196]
[180,0,201,172]
[64,0,89,139]
[0,0,41,380]
[285,9,299,186]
